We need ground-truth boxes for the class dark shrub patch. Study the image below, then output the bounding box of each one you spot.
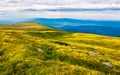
[54,41,69,46]
[40,44,56,60]
[0,47,6,56]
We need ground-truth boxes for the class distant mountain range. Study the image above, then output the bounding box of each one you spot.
[0,18,120,37]
[31,18,120,28]
[31,18,120,37]
[60,25,120,37]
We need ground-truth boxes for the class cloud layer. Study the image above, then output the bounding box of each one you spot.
[0,0,120,20]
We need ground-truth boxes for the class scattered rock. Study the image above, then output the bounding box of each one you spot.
[102,62,113,68]
[37,48,44,53]
[41,38,45,41]
[71,46,77,49]
[88,51,97,56]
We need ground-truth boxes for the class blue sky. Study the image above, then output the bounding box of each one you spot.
[0,0,120,20]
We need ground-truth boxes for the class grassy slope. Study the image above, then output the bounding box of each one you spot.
[0,22,120,75]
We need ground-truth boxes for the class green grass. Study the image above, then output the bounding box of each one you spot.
[0,22,120,75]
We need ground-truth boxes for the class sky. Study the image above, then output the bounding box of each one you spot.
[0,0,120,20]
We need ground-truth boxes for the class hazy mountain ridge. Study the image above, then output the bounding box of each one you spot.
[60,25,120,37]
[31,18,120,37]
[0,18,120,37]
[32,18,120,28]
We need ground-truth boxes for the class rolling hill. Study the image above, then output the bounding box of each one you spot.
[0,22,120,75]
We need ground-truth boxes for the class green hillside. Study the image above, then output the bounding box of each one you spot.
[0,22,120,75]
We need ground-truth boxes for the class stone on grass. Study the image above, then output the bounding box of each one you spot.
[37,48,44,53]
[88,51,97,56]
[41,38,45,41]
[102,62,113,68]
[71,46,77,49]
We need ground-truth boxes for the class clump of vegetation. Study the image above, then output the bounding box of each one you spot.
[0,47,6,56]
[54,41,69,46]
[40,44,56,59]
[102,58,110,62]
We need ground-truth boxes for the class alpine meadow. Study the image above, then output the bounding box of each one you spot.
[0,22,120,75]
[0,0,120,75]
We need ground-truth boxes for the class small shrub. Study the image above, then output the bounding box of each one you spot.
[102,58,110,62]
[40,44,56,59]
[73,68,81,75]
[54,41,69,46]
[0,47,6,56]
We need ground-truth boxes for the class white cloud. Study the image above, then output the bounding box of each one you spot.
[0,0,120,20]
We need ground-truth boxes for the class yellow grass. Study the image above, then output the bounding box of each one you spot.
[0,22,120,75]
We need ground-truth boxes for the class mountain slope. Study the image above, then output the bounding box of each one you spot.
[0,22,120,75]
[0,22,52,29]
